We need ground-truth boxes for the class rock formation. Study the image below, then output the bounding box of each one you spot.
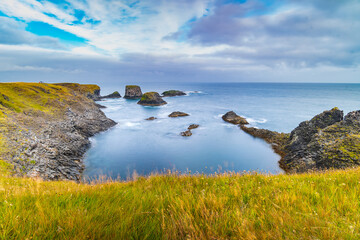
[124,85,142,99]
[168,111,189,118]
[188,124,199,130]
[241,108,360,173]
[222,111,249,125]
[181,130,192,137]
[100,91,121,99]
[137,92,167,106]
[162,90,186,97]
[145,117,157,121]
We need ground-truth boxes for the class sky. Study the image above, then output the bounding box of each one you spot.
[0,0,359,84]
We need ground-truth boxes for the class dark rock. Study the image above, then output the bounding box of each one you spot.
[145,117,157,121]
[100,91,121,99]
[137,92,167,106]
[124,85,142,99]
[162,90,186,97]
[188,124,199,130]
[95,103,107,109]
[169,111,189,118]
[222,111,249,125]
[181,130,192,137]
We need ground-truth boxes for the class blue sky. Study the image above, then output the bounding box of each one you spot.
[0,0,359,83]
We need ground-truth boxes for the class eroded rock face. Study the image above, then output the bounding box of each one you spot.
[169,111,189,118]
[100,91,121,99]
[162,90,186,97]
[124,85,142,99]
[222,111,249,125]
[241,107,360,173]
[137,92,167,106]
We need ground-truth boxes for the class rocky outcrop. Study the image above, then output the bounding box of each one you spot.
[100,91,121,99]
[162,90,186,97]
[241,107,360,173]
[145,117,157,121]
[124,85,142,99]
[137,92,167,106]
[0,83,116,181]
[169,112,189,118]
[188,124,199,130]
[222,111,249,125]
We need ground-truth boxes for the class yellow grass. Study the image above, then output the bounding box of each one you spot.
[1,168,360,239]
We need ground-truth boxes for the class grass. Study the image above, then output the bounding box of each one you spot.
[1,168,360,239]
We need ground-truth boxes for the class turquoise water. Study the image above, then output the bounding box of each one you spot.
[84,83,360,180]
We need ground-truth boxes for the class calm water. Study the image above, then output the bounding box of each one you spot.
[84,83,360,180]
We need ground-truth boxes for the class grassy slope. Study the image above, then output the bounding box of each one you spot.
[1,168,360,239]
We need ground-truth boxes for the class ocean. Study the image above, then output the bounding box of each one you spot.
[84,83,360,180]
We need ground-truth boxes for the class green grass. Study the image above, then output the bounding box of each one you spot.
[1,168,360,239]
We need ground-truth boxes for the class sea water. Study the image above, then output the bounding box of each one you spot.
[84,83,360,180]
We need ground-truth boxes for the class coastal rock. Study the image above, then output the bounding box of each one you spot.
[222,111,249,125]
[181,130,192,137]
[241,107,360,173]
[169,111,189,118]
[137,92,167,106]
[162,90,186,97]
[124,85,142,99]
[145,117,157,121]
[100,91,121,99]
[188,124,199,130]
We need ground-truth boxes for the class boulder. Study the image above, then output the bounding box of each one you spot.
[124,85,142,99]
[145,117,157,121]
[137,92,167,106]
[162,90,186,97]
[168,111,189,118]
[100,91,121,99]
[181,130,192,137]
[222,111,249,125]
[188,124,199,130]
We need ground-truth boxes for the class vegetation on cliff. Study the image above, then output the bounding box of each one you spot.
[1,168,360,239]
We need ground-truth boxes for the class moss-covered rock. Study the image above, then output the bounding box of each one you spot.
[137,92,167,106]
[162,90,186,97]
[124,85,142,99]
[100,91,121,99]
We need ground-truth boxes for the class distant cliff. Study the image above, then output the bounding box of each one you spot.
[0,82,116,181]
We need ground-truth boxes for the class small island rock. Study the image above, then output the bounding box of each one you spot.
[188,124,199,130]
[181,130,192,137]
[145,117,157,121]
[100,91,121,99]
[162,90,186,97]
[137,92,167,106]
[168,111,189,118]
[124,85,142,99]
[222,111,249,125]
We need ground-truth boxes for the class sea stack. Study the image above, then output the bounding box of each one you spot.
[222,111,249,125]
[137,92,167,106]
[124,85,142,99]
[162,90,186,97]
[100,91,121,99]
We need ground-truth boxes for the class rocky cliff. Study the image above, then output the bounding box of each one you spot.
[0,82,116,181]
[241,108,360,173]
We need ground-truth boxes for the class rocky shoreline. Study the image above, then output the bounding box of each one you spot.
[0,83,116,181]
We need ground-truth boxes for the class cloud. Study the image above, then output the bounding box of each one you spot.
[0,16,64,49]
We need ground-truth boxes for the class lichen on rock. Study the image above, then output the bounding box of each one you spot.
[137,92,167,106]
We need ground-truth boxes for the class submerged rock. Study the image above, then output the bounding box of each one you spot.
[188,124,199,130]
[137,92,167,106]
[100,91,121,99]
[124,85,142,99]
[162,90,186,97]
[241,107,360,173]
[222,111,249,125]
[145,117,157,121]
[181,130,192,137]
[168,111,189,118]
